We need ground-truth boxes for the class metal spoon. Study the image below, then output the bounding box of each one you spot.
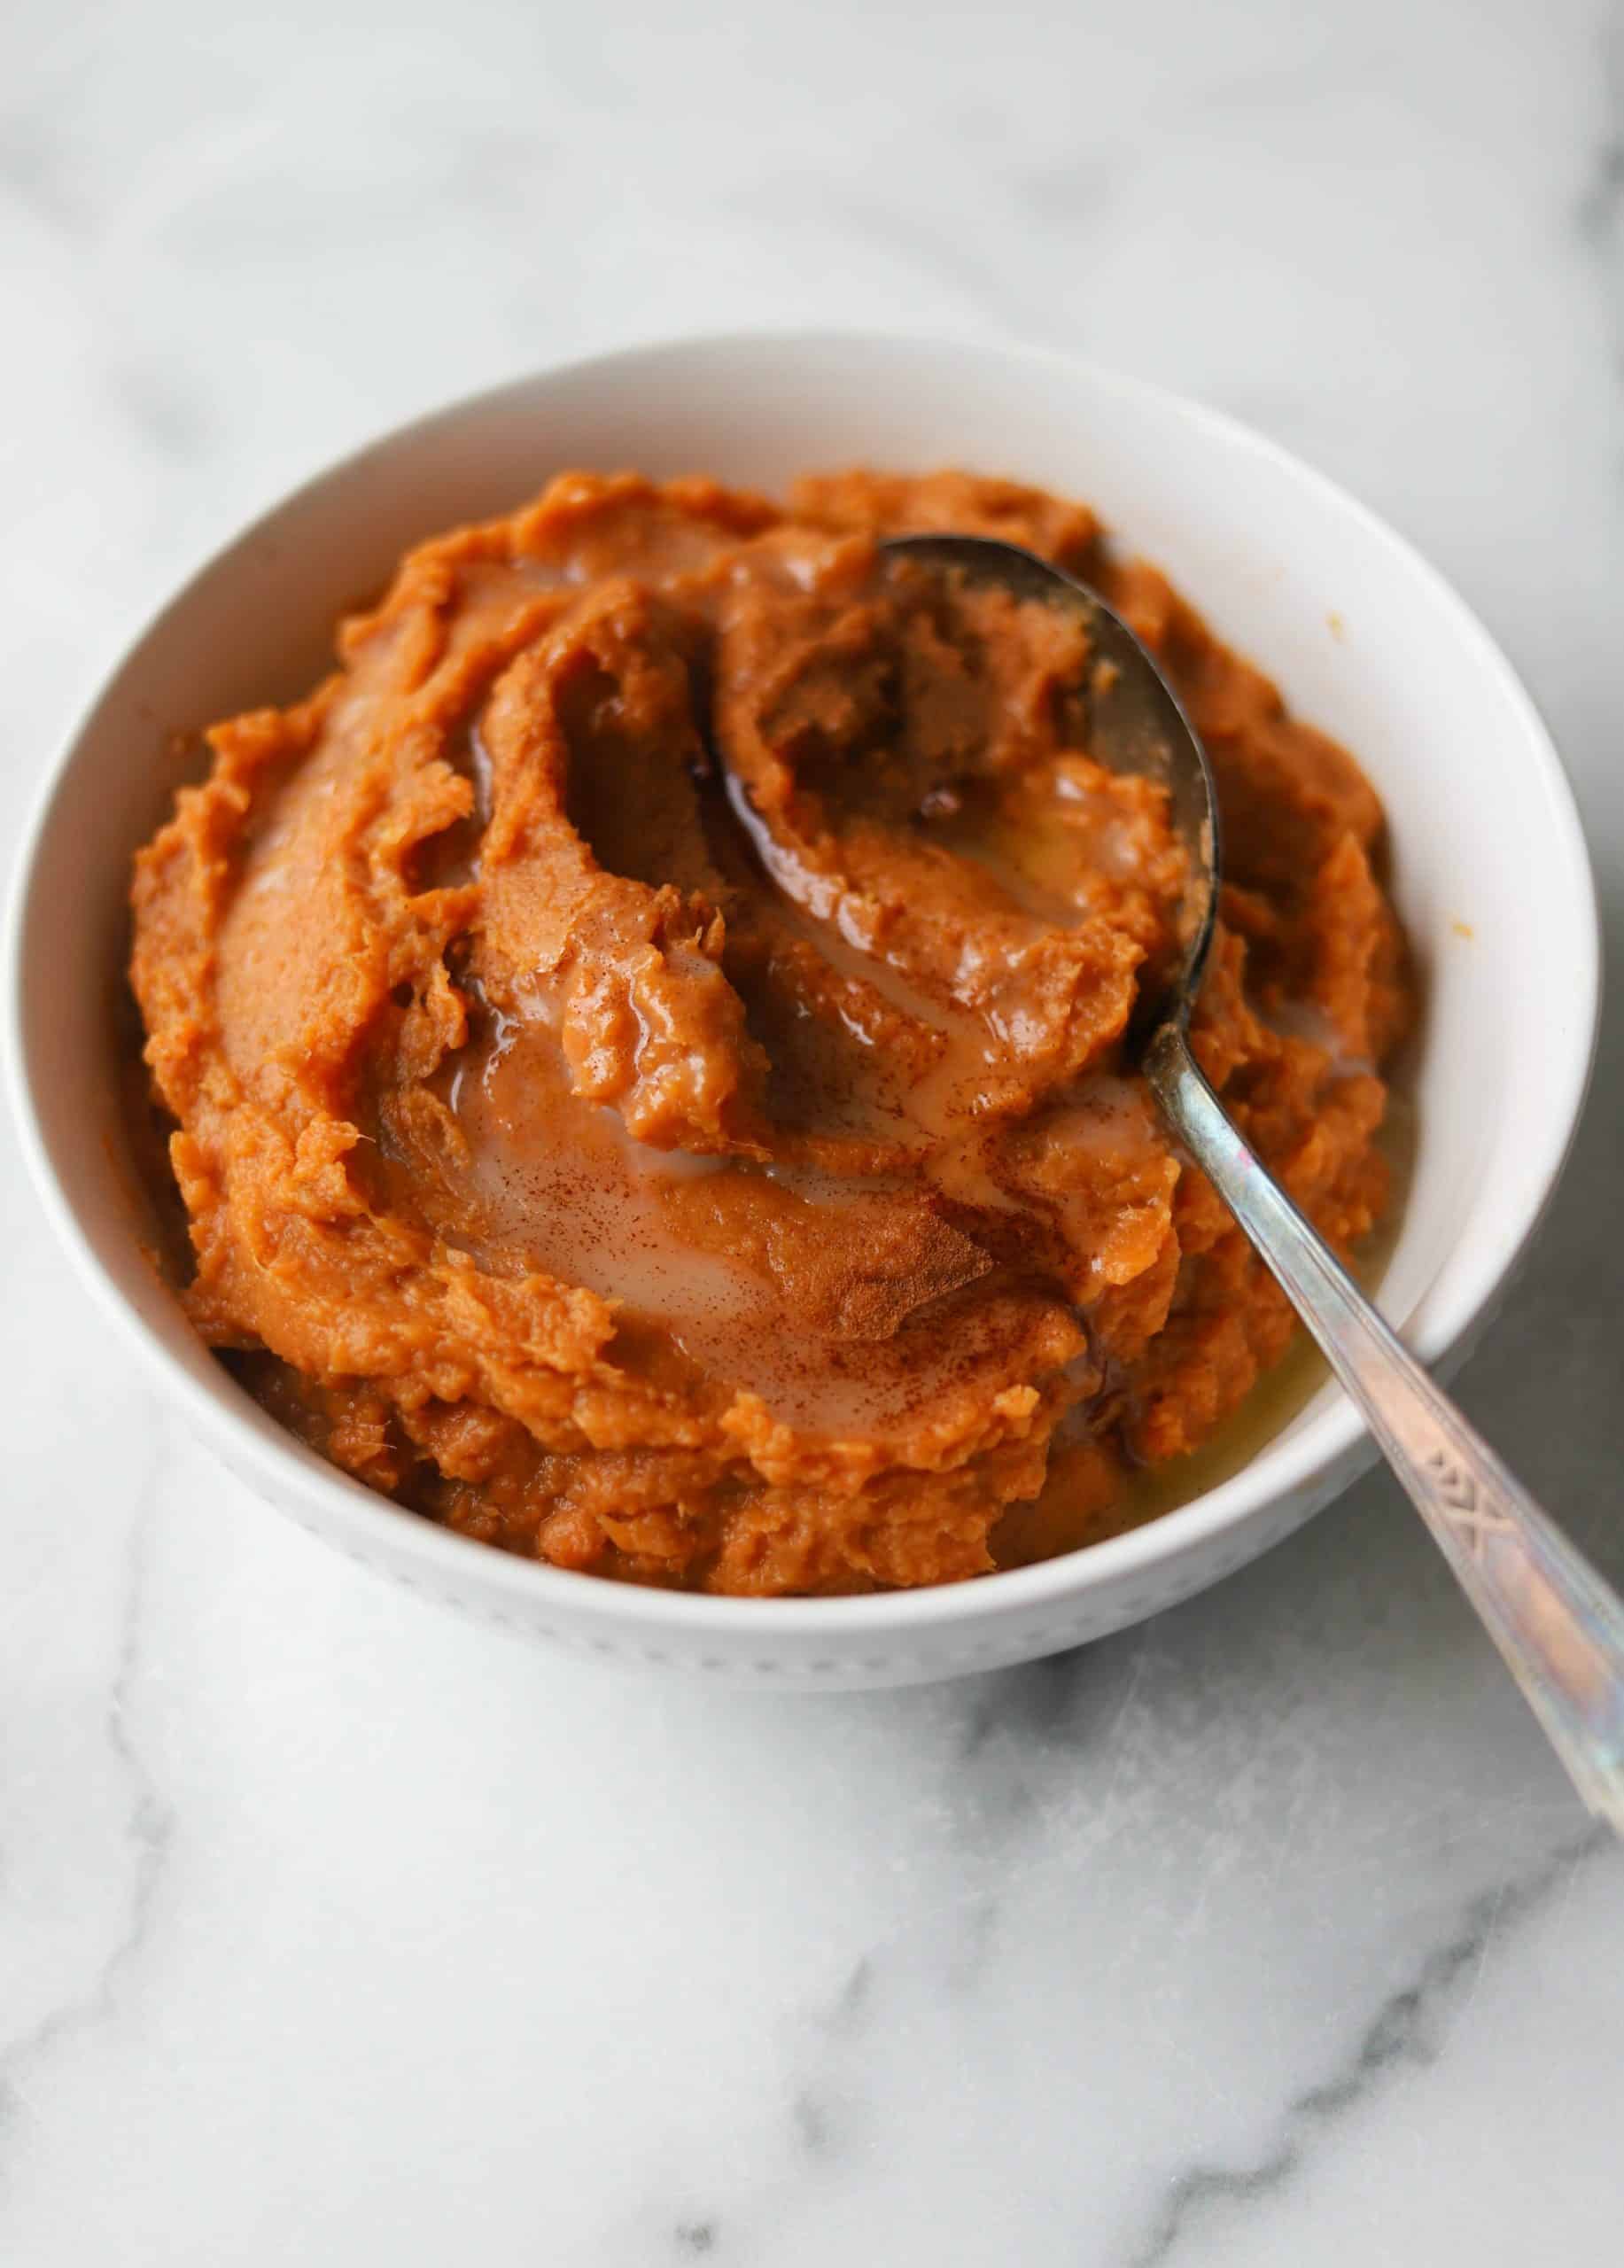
[887,532,1624,1829]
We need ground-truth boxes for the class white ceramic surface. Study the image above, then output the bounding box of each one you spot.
[7,330,1598,1687]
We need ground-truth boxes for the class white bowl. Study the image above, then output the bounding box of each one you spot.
[5,332,1600,1687]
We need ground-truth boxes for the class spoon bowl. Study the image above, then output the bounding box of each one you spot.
[882,532,1219,1036]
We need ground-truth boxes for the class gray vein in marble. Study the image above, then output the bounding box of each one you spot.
[0,113,84,234]
[0,1474,174,2154]
[1007,150,1117,226]
[982,1624,1152,1751]
[0,21,100,236]
[1573,4,1624,248]
[789,1949,879,2165]
[110,361,215,463]
[940,1891,1000,1996]
[653,1953,881,2258]
[819,1955,873,2037]
[790,2086,835,2160]
[954,1627,1148,1842]
[1575,134,1624,245]
[1121,1822,1614,2268]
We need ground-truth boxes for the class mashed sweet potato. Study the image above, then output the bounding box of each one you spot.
[128,469,1410,1594]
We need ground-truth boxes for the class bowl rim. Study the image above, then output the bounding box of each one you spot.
[4,326,1603,1638]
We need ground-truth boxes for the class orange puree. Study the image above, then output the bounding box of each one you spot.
[128,469,1410,1595]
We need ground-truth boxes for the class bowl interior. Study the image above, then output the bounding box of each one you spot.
[10,331,1598,1592]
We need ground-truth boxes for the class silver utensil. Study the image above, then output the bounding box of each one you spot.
[886,532,1624,1829]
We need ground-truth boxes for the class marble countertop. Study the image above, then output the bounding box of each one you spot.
[4,1,1622,2259]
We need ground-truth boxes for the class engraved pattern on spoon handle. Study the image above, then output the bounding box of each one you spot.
[1145,1024,1624,1830]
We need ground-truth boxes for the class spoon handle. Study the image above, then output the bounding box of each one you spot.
[1145,1023,1624,1830]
